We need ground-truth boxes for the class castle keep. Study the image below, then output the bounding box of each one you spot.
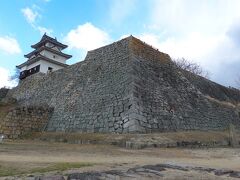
[1,36,240,137]
[17,34,72,80]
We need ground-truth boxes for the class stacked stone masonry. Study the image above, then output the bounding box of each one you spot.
[0,106,53,138]
[4,36,240,133]
[0,88,9,101]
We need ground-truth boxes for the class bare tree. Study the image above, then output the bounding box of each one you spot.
[10,68,20,81]
[173,58,210,79]
[9,68,20,86]
[236,75,240,89]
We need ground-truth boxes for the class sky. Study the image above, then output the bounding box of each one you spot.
[0,0,240,88]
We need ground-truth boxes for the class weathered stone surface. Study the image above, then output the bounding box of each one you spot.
[67,172,102,180]
[0,105,53,138]
[214,169,234,176]
[229,171,240,178]
[0,88,9,101]
[36,163,240,180]
[35,175,65,180]
[5,163,240,179]
[5,36,240,133]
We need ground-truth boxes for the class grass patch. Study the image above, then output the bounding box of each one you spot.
[0,165,20,177]
[0,162,93,177]
[30,162,93,173]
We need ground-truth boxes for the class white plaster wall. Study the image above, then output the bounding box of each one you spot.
[46,42,62,51]
[20,66,27,71]
[20,60,64,74]
[40,50,67,64]
[52,47,60,51]
[39,60,65,73]
[27,61,41,70]
[20,61,41,72]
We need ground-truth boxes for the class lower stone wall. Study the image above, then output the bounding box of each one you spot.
[0,88,9,101]
[0,106,53,138]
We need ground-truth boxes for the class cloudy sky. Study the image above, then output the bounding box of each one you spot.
[0,0,240,88]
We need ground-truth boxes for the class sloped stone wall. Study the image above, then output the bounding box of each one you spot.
[129,38,240,132]
[0,106,53,138]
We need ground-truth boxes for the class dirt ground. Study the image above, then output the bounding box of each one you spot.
[0,140,240,179]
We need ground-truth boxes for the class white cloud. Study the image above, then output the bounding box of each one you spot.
[146,0,240,61]
[139,33,222,61]
[150,0,240,35]
[110,0,136,24]
[0,36,21,54]
[37,26,53,35]
[21,7,39,24]
[64,22,111,51]
[0,67,18,88]
[21,7,53,35]
[138,0,240,86]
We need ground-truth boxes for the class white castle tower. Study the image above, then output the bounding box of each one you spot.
[16,33,72,80]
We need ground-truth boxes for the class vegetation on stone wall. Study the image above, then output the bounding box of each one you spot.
[173,58,210,79]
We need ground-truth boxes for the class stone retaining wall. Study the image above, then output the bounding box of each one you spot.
[0,88,9,101]
[5,36,240,133]
[0,106,53,138]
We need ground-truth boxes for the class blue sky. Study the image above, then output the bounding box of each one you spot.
[1,0,240,88]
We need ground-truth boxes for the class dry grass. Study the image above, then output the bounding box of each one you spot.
[23,130,233,147]
[0,162,93,177]
[205,95,237,108]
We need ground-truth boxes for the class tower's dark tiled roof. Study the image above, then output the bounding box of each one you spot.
[24,46,72,59]
[31,33,68,49]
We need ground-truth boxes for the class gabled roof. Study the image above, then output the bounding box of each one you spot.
[24,46,72,59]
[31,33,68,49]
[16,54,69,69]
